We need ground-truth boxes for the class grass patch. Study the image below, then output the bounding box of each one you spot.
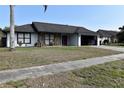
[4,81,28,88]
[72,60,124,88]
[0,46,121,71]
[1,60,124,88]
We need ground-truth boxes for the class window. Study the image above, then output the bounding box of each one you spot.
[18,33,24,43]
[17,33,31,44]
[49,34,54,45]
[45,34,49,45]
[45,34,54,45]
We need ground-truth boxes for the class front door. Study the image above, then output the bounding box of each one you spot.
[62,36,67,46]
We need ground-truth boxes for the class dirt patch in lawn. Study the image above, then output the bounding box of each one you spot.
[0,46,121,70]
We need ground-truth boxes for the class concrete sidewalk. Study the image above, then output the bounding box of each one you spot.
[92,45,124,52]
[0,53,124,84]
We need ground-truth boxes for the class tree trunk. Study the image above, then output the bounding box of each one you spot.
[10,5,15,51]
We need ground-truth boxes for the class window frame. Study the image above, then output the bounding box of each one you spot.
[17,32,31,44]
[44,33,54,45]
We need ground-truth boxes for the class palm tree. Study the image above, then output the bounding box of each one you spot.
[119,26,124,32]
[10,5,15,51]
[9,5,47,51]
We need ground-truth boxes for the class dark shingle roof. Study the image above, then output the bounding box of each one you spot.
[5,22,97,36]
[32,22,97,36]
[77,27,97,36]
[97,29,118,37]
[32,22,77,33]
[5,24,35,33]
[15,24,35,32]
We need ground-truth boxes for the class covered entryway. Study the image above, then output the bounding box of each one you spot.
[62,35,68,46]
[81,35,96,45]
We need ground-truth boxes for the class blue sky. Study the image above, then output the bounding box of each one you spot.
[0,5,124,31]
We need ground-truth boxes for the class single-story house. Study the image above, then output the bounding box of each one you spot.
[97,29,118,45]
[4,22,98,47]
[0,29,6,47]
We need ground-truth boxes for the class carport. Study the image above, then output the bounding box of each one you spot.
[77,27,97,46]
[81,35,97,45]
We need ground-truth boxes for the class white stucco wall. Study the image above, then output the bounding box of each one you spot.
[69,34,78,46]
[69,33,81,46]
[78,34,81,47]
[65,33,81,46]
[61,33,79,46]
[97,35,100,46]
[7,33,38,47]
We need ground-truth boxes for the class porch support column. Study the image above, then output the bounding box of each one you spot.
[97,35,100,46]
[78,34,81,47]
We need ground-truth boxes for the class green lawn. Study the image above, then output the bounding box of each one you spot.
[1,60,124,88]
[0,46,120,71]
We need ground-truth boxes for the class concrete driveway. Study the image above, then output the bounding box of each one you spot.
[92,45,124,52]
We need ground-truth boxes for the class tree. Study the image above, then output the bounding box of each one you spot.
[9,5,47,51]
[117,26,124,43]
[119,26,124,31]
[3,27,10,31]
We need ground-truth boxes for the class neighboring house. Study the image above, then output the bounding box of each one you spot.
[4,22,97,47]
[97,29,118,45]
[0,29,6,47]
